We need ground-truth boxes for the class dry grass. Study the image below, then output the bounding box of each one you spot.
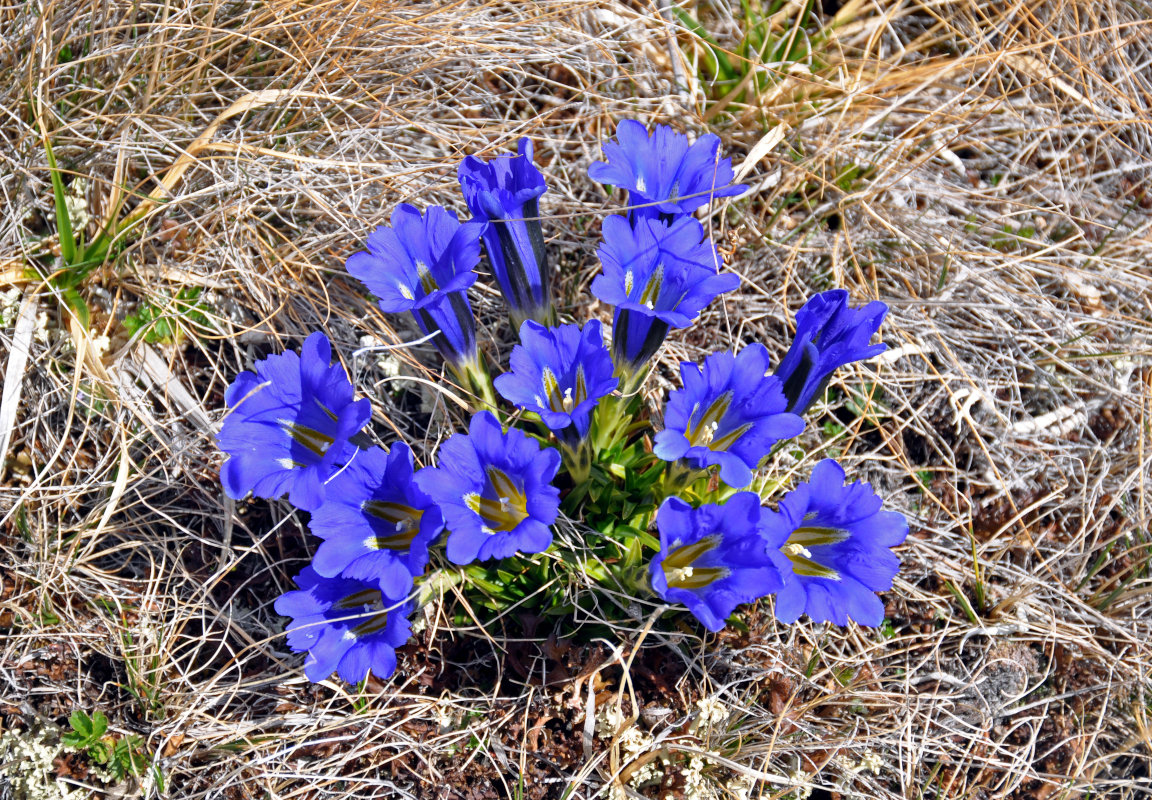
[1,0,1150,798]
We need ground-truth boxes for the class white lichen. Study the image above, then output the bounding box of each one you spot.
[357,335,403,379]
[729,771,757,800]
[89,334,110,359]
[858,750,882,775]
[788,762,813,800]
[33,311,51,344]
[0,287,22,327]
[0,723,82,800]
[594,705,664,788]
[689,695,731,735]
[680,754,723,800]
[64,178,91,232]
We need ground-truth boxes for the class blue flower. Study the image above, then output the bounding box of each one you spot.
[275,567,413,683]
[415,411,561,565]
[458,138,552,326]
[493,320,618,442]
[592,214,740,373]
[774,290,889,414]
[218,332,371,512]
[654,345,804,488]
[345,204,484,368]
[649,493,788,632]
[588,120,746,221]
[307,444,444,598]
[760,460,907,627]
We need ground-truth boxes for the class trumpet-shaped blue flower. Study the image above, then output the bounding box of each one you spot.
[345,204,483,368]
[592,214,739,373]
[649,493,788,632]
[588,120,746,220]
[458,138,551,325]
[774,290,889,414]
[218,332,371,512]
[760,460,907,627]
[494,320,618,442]
[415,411,561,565]
[307,444,443,597]
[654,345,804,488]
[275,567,414,683]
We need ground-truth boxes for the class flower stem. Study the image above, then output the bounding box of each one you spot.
[590,392,636,456]
[660,460,696,499]
[558,436,593,486]
[616,363,649,399]
[452,359,498,412]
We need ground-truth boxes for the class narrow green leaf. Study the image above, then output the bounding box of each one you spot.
[81,230,110,264]
[44,138,77,266]
[945,580,980,625]
[671,8,737,82]
[62,288,90,330]
[726,614,750,634]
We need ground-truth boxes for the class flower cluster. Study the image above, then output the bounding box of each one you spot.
[216,121,906,685]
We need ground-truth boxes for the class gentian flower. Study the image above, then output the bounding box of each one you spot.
[588,120,746,221]
[218,331,371,512]
[458,138,551,326]
[649,493,788,632]
[415,411,561,565]
[307,444,443,597]
[592,214,739,374]
[493,320,618,443]
[761,460,907,627]
[654,345,804,488]
[774,289,888,414]
[275,567,413,683]
[345,204,483,370]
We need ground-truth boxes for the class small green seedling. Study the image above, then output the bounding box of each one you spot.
[123,286,214,344]
[63,709,150,783]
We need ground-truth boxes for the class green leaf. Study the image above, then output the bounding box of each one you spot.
[62,710,93,747]
[44,137,76,266]
[88,740,112,765]
[151,765,166,794]
[61,287,90,330]
[113,735,147,778]
[726,614,750,634]
[462,567,506,596]
[671,8,737,82]
[620,536,644,570]
[122,287,213,344]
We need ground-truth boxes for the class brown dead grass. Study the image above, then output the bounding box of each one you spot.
[1,0,1150,798]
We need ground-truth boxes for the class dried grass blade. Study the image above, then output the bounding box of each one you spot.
[0,291,38,477]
